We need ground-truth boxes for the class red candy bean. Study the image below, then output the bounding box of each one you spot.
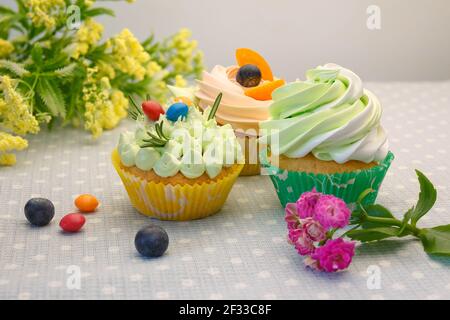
[60,213,86,233]
[142,100,165,121]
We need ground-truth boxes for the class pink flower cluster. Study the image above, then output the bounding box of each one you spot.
[285,189,355,272]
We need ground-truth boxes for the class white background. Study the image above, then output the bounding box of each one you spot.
[97,0,450,81]
[3,0,450,80]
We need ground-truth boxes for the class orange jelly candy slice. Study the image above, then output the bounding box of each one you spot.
[174,96,193,106]
[244,79,285,101]
[236,48,274,81]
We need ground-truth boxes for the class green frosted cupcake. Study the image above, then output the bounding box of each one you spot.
[259,64,394,207]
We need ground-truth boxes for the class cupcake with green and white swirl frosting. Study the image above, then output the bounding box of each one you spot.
[112,94,244,221]
[259,64,394,207]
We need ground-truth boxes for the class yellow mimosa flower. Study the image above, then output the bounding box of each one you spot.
[0,39,14,58]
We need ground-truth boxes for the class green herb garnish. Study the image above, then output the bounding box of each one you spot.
[141,121,169,148]
[207,92,223,121]
[128,95,144,121]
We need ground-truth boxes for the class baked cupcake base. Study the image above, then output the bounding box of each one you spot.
[276,153,378,174]
[239,134,262,176]
[260,151,394,208]
[112,149,243,221]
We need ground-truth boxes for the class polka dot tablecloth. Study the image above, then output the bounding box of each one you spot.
[1,82,450,300]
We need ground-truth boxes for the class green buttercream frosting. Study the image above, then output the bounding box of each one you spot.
[118,102,242,179]
[119,143,140,167]
[135,147,160,171]
[153,152,181,177]
[260,64,389,164]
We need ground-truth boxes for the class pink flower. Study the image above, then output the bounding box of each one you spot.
[285,191,357,272]
[294,230,315,256]
[313,195,351,230]
[285,202,300,230]
[303,256,321,271]
[296,188,321,218]
[302,218,327,242]
[287,228,302,245]
[312,238,355,272]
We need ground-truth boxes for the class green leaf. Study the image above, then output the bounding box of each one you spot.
[347,227,404,242]
[350,203,395,226]
[84,7,115,18]
[410,170,437,226]
[399,207,414,235]
[420,225,450,256]
[66,75,84,121]
[0,5,15,15]
[41,53,70,72]
[53,63,77,78]
[141,33,155,47]
[350,210,363,225]
[31,44,43,66]
[0,59,29,77]
[357,188,374,204]
[361,204,396,229]
[0,13,16,26]
[36,78,66,118]
[15,0,27,14]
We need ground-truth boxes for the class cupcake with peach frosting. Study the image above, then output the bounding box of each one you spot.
[196,48,285,175]
[196,65,272,131]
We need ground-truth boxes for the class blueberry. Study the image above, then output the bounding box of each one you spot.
[236,64,262,87]
[24,198,55,226]
[135,225,169,258]
[166,102,188,122]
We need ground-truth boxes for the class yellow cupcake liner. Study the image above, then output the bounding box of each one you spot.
[112,149,243,221]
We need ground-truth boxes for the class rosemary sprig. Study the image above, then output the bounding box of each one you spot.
[141,121,169,148]
[207,92,223,121]
[155,120,168,140]
[128,95,144,121]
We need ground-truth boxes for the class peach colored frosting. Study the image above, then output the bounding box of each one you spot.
[196,65,271,133]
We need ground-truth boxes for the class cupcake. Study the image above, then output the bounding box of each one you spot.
[112,94,244,220]
[259,64,394,207]
[195,48,285,176]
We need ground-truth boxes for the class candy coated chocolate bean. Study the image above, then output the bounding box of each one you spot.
[60,213,86,233]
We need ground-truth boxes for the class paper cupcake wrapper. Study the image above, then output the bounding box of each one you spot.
[112,149,243,221]
[260,151,395,208]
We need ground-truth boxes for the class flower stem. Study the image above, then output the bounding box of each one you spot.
[341,224,361,238]
[362,215,421,236]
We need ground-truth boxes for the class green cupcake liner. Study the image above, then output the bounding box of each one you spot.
[260,151,395,208]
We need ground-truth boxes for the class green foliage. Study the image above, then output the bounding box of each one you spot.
[409,170,437,226]
[351,204,396,229]
[36,78,66,117]
[0,0,203,134]
[349,170,450,256]
[420,225,450,256]
[0,59,29,77]
[346,227,404,242]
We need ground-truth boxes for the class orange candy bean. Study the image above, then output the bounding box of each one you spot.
[75,194,99,213]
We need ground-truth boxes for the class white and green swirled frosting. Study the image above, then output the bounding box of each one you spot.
[260,64,389,164]
[118,106,243,179]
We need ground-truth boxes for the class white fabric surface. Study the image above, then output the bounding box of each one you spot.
[0,82,449,300]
